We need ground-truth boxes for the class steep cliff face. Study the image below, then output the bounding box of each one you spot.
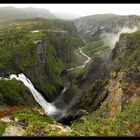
[46,19,85,66]
[74,14,118,35]
[44,31,84,68]
[47,19,78,35]
[71,31,140,136]
[0,18,84,101]
[78,31,140,113]
[19,40,63,101]
[106,32,140,115]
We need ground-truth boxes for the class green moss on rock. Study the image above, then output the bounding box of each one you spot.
[0,80,36,106]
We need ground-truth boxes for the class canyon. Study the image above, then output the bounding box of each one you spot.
[0,8,139,136]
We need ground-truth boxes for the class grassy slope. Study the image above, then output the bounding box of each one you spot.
[0,107,79,136]
[82,36,110,58]
[71,97,140,136]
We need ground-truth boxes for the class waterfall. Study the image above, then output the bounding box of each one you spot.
[0,73,63,120]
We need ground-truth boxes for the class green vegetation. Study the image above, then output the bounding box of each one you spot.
[11,107,54,136]
[0,17,85,100]
[0,121,6,136]
[70,30,140,136]
[0,18,83,71]
[10,107,79,136]
[111,31,140,70]
[73,49,87,66]
[71,96,140,136]
[0,20,46,71]
[11,108,54,125]
[67,68,88,83]
[1,13,140,137]
[0,105,7,111]
[80,79,108,110]
[45,28,84,68]
[82,36,110,58]
[0,79,36,106]
[46,18,78,34]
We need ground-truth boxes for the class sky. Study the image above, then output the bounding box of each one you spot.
[0,4,140,17]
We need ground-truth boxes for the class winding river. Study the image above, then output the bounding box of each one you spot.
[0,37,91,121]
[66,47,91,71]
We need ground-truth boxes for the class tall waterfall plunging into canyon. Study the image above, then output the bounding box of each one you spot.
[2,73,63,120]
[9,74,59,116]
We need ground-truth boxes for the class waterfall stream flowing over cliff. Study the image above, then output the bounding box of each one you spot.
[0,73,63,120]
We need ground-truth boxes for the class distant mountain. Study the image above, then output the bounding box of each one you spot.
[74,13,140,40]
[0,6,56,20]
[75,13,119,24]
[74,14,120,34]
[54,12,81,19]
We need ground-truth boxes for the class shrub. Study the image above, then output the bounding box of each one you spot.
[0,121,6,136]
